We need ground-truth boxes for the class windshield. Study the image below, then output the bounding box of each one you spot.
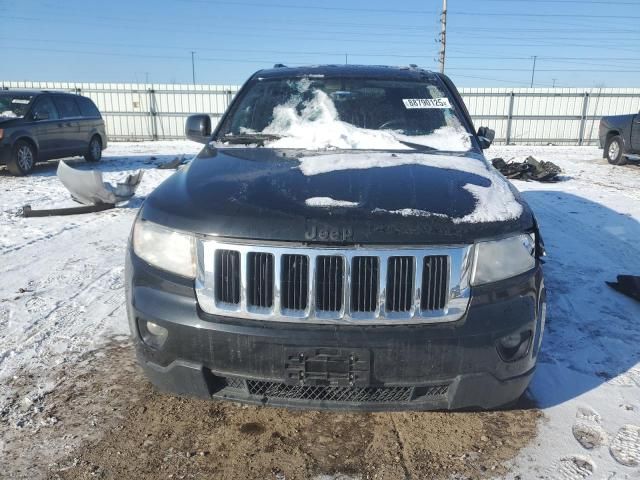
[216,76,473,151]
[0,93,34,119]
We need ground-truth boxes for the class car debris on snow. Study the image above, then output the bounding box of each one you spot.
[606,275,640,302]
[156,155,187,170]
[21,161,145,217]
[492,156,562,182]
[57,161,144,205]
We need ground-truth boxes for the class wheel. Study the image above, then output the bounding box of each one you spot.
[605,135,627,165]
[7,140,36,176]
[85,135,102,162]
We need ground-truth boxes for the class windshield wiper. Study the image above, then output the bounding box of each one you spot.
[219,133,282,145]
[395,139,438,152]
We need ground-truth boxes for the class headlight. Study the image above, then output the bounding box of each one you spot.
[132,219,196,278]
[472,233,536,286]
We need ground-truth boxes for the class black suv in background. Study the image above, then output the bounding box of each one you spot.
[0,90,107,175]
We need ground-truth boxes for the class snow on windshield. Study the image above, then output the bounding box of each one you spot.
[0,110,18,118]
[241,79,472,152]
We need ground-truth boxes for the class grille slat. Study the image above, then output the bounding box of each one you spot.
[316,256,344,312]
[248,252,274,308]
[351,257,379,313]
[282,254,309,311]
[215,250,240,304]
[386,256,414,312]
[422,256,449,311]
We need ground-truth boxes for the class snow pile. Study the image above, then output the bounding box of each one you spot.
[298,151,490,177]
[298,151,523,223]
[262,88,471,152]
[305,197,359,208]
[453,182,523,224]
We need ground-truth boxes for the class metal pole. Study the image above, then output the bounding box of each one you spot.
[506,92,515,145]
[191,51,196,85]
[578,92,590,146]
[439,0,447,74]
[530,55,537,88]
[345,53,348,64]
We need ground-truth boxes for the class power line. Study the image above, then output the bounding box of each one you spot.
[452,11,640,19]
[484,0,640,4]
[180,0,439,15]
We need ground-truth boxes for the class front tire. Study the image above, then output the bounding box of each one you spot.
[605,135,627,165]
[7,140,36,176]
[85,135,102,162]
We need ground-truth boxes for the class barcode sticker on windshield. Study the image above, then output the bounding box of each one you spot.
[402,98,451,109]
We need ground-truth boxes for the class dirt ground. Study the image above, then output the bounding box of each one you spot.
[1,341,541,480]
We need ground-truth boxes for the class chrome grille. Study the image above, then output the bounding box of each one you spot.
[196,240,473,324]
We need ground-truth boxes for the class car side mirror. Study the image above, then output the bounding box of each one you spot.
[185,114,212,144]
[477,126,495,149]
[33,111,49,121]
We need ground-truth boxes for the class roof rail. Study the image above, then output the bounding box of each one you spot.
[273,63,287,68]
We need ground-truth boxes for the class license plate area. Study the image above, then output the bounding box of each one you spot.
[284,348,370,387]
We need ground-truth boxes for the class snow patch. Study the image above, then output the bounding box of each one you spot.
[305,197,359,208]
[373,208,448,219]
[298,152,523,223]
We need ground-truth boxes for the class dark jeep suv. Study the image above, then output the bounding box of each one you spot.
[126,65,546,411]
[0,90,107,175]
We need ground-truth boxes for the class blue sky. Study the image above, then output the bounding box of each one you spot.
[1,0,639,87]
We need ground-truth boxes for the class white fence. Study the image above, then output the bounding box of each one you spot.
[3,81,640,145]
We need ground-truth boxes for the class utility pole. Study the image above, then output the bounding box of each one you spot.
[552,78,557,88]
[191,51,196,85]
[438,0,447,74]
[530,55,537,88]
[345,53,348,64]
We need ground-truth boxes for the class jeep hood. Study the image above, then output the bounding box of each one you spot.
[142,146,534,244]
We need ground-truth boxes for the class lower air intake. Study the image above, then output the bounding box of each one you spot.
[243,380,449,403]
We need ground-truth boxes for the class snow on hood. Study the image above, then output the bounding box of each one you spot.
[260,89,471,152]
[0,111,18,119]
[298,151,523,224]
[305,197,359,208]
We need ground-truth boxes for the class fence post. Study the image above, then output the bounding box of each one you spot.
[505,92,515,145]
[148,88,158,141]
[578,92,590,146]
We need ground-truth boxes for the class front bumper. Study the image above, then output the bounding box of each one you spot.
[126,250,545,411]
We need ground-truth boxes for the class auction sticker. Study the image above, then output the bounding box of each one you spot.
[402,98,451,109]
